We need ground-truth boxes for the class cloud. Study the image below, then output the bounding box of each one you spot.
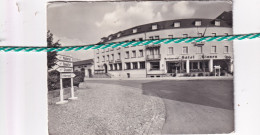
[172,1,195,18]
[53,35,86,46]
[95,2,163,37]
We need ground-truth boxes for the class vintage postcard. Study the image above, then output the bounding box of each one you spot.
[47,0,233,134]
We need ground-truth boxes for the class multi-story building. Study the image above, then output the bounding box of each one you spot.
[94,11,233,78]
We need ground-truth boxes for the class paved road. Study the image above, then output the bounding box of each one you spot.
[86,79,234,134]
[49,82,165,135]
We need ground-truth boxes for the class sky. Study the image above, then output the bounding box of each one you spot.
[47,1,232,60]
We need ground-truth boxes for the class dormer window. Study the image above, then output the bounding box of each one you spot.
[195,21,201,26]
[174,22,180,27]
[152,24,158,30]
[117,33,121,37]
[215,20,221,26]
[133,28,137,33]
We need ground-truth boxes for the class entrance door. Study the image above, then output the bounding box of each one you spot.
[88,69,92,77]
[167,62,180,73]
[104,64,108,73]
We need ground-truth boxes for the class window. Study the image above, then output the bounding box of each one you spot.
[117,47,121,50]
[132,51,136,58]
[211,46,217,53]
[96,49,99,54]
[149,36,154,40]
[195,21,202,26]
[102,49,105,53]
[132,39,136,41]
[139,38,143,41]
[97,57,99,63]
[110,48,114,51]
[118,53,121,59]
[102,56,105,62]
[133,28,137,33]
[114,64,118,70]
[183,34,188,38]
[215,20,221,26]
[110,64,113,70]
[168,47,174,54]
[139,50,144,57]
[154,36,160,40]
[117,33,121,37]
[140,62,145,69]
[106,48,109,52]
[111,54,114,60]
[107,55,109,61]
[198,33,203,37]
[224,46,229,53]
[125,51,129,59]
[118,63,122,70]
[152,24,158,30]
[197,46,203,54]
[212,33,217,37]
[126,63,131,69]
[225,33,229,36]
[174,22,180,27]
[182,46,188,54]
[168,35,173,39]
[108,36,112,40]
[132,62,138,69]
[150,62,160,70]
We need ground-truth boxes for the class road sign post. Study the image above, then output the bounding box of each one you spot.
[69,77,78,100]
[55,55,78,104]
[56,78,68,104]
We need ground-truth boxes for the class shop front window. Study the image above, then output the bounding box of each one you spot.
[150,62,160,70]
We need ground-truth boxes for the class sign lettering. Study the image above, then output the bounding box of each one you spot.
[56,55,73,62]
[57,67,73,73]
[60,73,76,78]
[56,61,73,67]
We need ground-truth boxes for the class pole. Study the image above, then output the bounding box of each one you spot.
[56,78,68,104]
[69,77,78,100]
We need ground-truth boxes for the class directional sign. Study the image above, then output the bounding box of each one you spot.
[60,73,76,78]
[56,55,73,62]
[56,67,73,73]
[56,61,73,68]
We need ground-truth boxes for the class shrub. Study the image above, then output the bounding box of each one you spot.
[48,70,60,91]
[210,72,215,76]
[74,70,85,82]
[172,73,176,77]
[198,73,204,76]
[183,73,191,77]
[220,70,226,76]
[48,70,85,91]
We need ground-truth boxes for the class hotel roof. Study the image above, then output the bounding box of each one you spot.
[100,11,232,43]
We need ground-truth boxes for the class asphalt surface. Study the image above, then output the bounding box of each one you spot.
[85,79,234,134]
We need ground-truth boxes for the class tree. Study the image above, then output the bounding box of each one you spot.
[47,30,61,69]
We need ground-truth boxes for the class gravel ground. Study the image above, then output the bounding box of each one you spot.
[48,82,165,135]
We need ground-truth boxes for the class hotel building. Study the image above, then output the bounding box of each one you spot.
[94,11,233,78]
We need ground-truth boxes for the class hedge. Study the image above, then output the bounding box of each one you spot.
[48,70,85,91]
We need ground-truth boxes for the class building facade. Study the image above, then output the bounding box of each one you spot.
[73,59,94,78]
[94,11,233,78]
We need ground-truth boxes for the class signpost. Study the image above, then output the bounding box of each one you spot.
[56,61,73,67]
[55,55,78,105]
[56,67,73,73]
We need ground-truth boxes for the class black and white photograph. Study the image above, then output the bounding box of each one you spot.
[47,1,234,134]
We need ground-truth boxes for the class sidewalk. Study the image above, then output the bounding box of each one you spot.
[84,76,233,81]
[48,82,165,135]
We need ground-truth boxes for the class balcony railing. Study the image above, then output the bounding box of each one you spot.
[146,54,161,60]
[109,60,114,63]
[115,59,122,63]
